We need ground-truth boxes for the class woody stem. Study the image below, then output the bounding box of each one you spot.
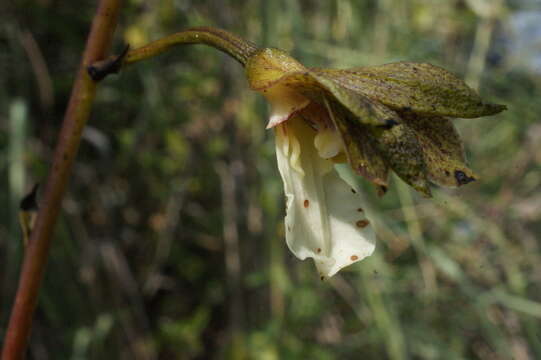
[1,1,122,358]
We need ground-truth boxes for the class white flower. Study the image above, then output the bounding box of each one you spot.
[265,85,376,279]
[95,27,506,277]
[244,45,505,277]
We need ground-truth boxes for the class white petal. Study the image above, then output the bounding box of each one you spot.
[314,127,343,159]
[262,84,310,129]
[275,119,376,278]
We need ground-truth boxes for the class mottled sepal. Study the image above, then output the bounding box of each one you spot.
[318,62,506,118]
[372,124,432,197]
[401,113,478,187]
[308,70,401,127]
[324,98,389,187]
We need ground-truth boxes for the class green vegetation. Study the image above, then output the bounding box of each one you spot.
[1,1,539,359]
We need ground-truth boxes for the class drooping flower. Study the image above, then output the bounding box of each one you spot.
[93,27,506,278]
[244,47,505,278]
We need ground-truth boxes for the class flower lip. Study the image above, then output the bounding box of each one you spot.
[275,118,376,278]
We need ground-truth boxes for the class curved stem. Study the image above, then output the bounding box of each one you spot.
[1,1,122,358]
[124,27,259,67]
[88,27,260,80]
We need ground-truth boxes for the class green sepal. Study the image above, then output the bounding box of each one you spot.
[325,98,389,188]
[401,113,477,187]
[371,124,432,197]
[318,62,506,118]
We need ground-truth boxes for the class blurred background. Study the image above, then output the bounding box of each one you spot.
[1,0,540,359]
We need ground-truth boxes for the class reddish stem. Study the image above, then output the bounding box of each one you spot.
[2,1,122,358]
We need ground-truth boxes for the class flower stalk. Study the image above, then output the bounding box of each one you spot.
[124,27,258,66]
[88,27,259,80]
[2,1,122,358]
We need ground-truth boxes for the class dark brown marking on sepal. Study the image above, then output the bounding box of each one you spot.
[455,170,476,186]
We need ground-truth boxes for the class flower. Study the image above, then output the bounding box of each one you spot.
[245,48,506,278]
[100,27,506,278]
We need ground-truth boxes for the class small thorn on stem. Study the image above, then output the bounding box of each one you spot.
[19,183,40,248]
[87,44,130,81]
[20,183,40,212]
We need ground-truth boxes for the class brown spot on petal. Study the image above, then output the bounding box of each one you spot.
[304,199,309,208]
[316,248,321,254]
[351,188,357,194]
[320,276,325,281]
[356,220,370,228]
[351,255,359,261]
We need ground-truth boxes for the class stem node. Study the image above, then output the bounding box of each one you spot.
[87,44,130,81]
